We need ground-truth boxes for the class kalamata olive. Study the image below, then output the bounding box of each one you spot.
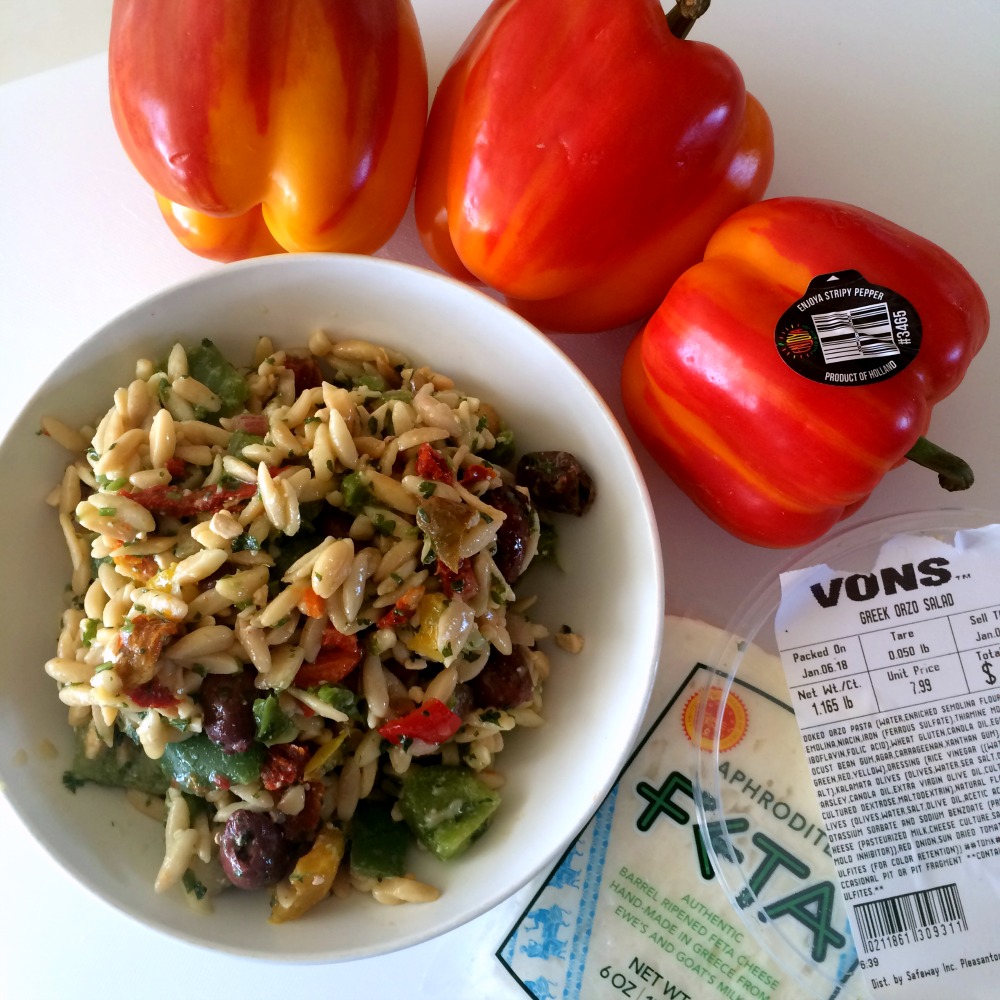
[491,484,535,582]
[218,809,291,889]
[449,681,475,720]
[201,669,257,754]
[470,647,534,709]
[516,451,595,516]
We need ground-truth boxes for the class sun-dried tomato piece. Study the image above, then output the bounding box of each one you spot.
[118,614,181,688]
[435,558,479,601]
[111,552,159,583]
[282,355,324,394]
[460,463,495,486]
[122,481,258,517]
[165,457,187,479]
[125,677,179,708]
[260,743,310,792]
[415,442,454,484]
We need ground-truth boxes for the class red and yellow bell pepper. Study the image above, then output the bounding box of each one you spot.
[414,0,773,332]
[109,0,428,262]
[623,197,990,547]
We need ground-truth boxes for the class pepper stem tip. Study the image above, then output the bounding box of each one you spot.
[666,0,712,40]
[905,436,975,492]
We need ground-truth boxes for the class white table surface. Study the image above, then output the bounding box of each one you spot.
[1,3,997,998]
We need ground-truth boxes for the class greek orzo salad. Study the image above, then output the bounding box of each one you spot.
[42,330,594,922]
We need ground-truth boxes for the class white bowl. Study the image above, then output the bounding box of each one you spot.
[0,254,662,961]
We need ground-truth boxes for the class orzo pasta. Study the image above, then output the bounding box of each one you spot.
[44,333,594,922]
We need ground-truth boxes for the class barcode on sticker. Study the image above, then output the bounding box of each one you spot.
[852,883,969,954]
[812,302,897,363]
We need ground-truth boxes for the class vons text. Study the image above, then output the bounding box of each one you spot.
[810,558,951,609]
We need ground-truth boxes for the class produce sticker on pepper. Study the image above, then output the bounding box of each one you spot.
[497,617,867,1000]
[774,524,1000,999]
[774,271,922,386]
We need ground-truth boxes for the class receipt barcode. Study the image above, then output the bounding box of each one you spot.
[852,883,968,954]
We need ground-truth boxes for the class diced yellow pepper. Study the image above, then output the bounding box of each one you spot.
[302,729,348,782]
[268,826,346,924]
[404,593,448,662]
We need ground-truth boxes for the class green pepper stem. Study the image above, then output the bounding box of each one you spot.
[905,436,975,492]
[666,0,712,40]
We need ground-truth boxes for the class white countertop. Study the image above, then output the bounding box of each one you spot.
[1,3,998,998]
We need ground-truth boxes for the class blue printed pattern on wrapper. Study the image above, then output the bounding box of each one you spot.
[500,786,618,998]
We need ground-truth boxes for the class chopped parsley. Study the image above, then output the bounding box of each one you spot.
[62,771,86,792]
[354,374,387,393]
[340,471,374,515]
[96,474,128,491]
[227,429,265,459]
[182,870,208,901]
[186,338,250,420]
[230,531,261,553]
[482,427,515,466]
[80,618,100,647]
[371,512,396,536]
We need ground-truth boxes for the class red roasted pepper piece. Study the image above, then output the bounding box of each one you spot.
[377,698,462,747]
[108,0,428,262]
[299,587,326,620]
[622,197,990,548]
[293,627,362,688]
[376,585,425,630]
[414,0,772,332]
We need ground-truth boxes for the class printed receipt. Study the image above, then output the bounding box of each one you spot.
[498,617,867,1000]
[775,524,1000,999]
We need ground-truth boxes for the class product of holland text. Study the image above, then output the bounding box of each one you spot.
[775,523,1000,999]
[498,616,866,1000]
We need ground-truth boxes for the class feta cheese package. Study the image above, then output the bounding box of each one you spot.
[498,615,866,1000]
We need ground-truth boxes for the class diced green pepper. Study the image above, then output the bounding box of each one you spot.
[349,798,412,878]
[160,732,265,793]
[63,727,169,796]
[398,764,501,861]
[227,429,265,458]
[252,693,298,746]
[353,373,387,393]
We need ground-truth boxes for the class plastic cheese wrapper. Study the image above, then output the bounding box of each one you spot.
[496,615,866,1000]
